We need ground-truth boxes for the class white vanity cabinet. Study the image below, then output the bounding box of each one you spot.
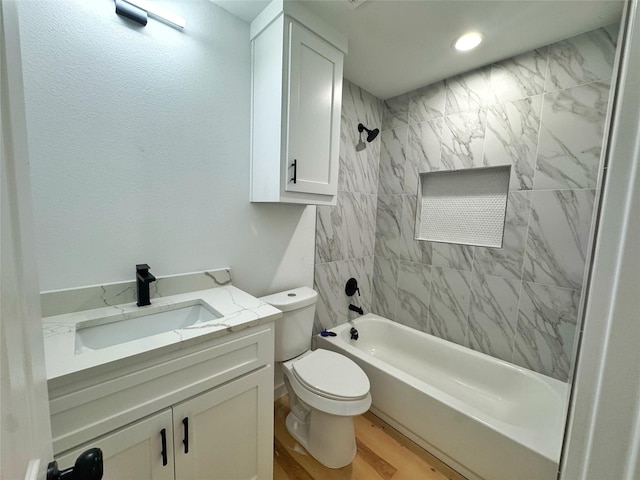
[173,368,272,479]
[55,410,175,480]
[49,323,274,480]
[250,1,347,205]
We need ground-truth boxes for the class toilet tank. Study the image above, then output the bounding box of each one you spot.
[259,287,318,362]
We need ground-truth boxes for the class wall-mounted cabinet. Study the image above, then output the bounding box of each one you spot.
[250,0,347,205]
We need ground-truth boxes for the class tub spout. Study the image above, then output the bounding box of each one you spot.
[350,327,359,341]
[349,304,364,315]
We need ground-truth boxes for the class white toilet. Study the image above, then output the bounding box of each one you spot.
[260,287,371,468]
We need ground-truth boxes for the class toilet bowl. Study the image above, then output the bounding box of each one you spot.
[260,287,371,468]
[282,349,371,467]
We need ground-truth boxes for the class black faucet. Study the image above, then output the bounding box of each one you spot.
[349,304,364,315]
[136,264,156,307]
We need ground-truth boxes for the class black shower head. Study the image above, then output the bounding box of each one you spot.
[358,123,380,142]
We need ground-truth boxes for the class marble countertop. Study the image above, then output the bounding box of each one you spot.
[43,285,282,382]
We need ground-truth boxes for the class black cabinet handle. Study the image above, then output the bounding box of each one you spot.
[182,417,189,454]
[290,159,297,184]
[160,429,168,466]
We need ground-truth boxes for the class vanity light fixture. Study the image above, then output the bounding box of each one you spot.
[454,32,483,51]
[115,0,186,29]
[115,0,147,25]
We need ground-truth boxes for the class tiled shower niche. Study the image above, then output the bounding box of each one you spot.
[416,166,510,248]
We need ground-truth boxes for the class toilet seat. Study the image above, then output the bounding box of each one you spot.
[282,349,372,416]
[292,349,370,400]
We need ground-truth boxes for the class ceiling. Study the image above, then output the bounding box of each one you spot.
[213,0,624,99]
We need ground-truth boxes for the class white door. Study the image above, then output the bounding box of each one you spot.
[55,410,174,480]
[286,20,342,197]
[173,368,273,480]
[0,1,54,479]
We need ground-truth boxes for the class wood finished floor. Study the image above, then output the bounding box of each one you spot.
[273,396,467,480]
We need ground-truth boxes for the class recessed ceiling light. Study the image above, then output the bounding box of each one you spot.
[454,32,483,51]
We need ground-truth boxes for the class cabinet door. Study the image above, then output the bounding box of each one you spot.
[173,367,273,480]
[286,20,343,197]
[54,410,174,480]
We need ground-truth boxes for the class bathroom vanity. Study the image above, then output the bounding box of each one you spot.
[43,284,281,479]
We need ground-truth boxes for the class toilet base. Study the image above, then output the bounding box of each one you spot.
[285,408,357,468]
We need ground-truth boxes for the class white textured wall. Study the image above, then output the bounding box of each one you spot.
[19,0,314,296]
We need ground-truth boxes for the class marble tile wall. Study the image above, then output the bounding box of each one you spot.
[371,25,618,381]
[313,80,384,333]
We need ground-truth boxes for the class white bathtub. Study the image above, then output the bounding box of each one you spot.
[317,314,568,480]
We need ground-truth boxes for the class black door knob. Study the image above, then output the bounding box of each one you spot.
[47,448,103,480]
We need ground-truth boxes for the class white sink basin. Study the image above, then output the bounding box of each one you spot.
[74,301,221,354]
